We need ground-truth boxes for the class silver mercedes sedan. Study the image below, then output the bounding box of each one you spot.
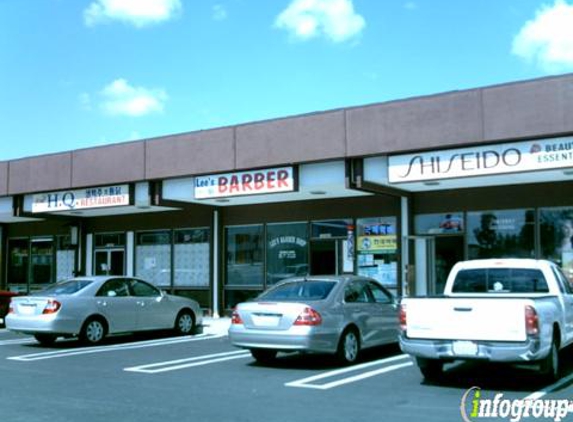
[228,275,399,365]
[6,276,203,346]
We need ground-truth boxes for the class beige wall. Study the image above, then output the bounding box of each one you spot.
[3,74,573,195]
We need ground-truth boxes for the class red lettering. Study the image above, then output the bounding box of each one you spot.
[266,171,275,189]
[254,172,265,190]
[218,176,228,193]
[242,173,253,191]
[277,170,289,188]
[229,175,240,193]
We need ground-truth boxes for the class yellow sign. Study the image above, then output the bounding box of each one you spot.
[358,235,397,252]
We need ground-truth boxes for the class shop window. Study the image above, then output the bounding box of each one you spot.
[174,228,210,287]
[467,209,535,260]
[30,238,53,286]
[7,239,29,291]
[135,230,172,287]
[226,225,264,286]
[356,217,398,290]
[266,223,308,285]
[56,235,75,281]
[311,219,351,239]
[95,233,125,248]
[540,207,573,280]
[415,212,464,234]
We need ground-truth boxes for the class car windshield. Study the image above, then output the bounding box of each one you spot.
[258,280,336,301]
[34,279,94,296]
[451,268,549,293]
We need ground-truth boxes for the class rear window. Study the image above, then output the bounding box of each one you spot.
[34,279,94,296]
[258,281,336,301]
[451,268,549,293]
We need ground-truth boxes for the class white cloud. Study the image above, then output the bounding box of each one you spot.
[100,79,167,117]
[213,4,228,21]
[512,0,573,72]
[84,0,182,28]
[275,0,365,43]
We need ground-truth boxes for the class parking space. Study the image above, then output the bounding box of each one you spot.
[2,326,573,422]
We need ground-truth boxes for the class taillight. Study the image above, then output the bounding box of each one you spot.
[293,307,322,326]
[231,308,243,325]
[525,305,539,336]
[399,304,407,332]
[42,299,61,315]
[8,300,14,314]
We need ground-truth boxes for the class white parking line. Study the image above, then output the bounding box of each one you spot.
[7,334,224,361]
[0,338,37,346]
[523,373,573,401]
[285,354,413,390]
[124,350,252,374]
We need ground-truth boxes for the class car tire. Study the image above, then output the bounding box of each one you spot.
[80,317,107,345]
[539,338,560,383]
[417,357,443,381]
[250,349,277,364]
[34,333,57,346]
[174,310,196,336]
[336,328,360,365]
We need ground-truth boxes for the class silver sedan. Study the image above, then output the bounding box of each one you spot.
[228,275,399,364]
[6,276,203,345]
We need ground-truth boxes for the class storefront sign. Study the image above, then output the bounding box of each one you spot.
[32,185,130,213]
[388,136,573,183]
[194,167,296,199]
[358,235,397,253]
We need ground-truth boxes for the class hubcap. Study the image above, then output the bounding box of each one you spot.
[344,332,358,362]
[178,314,193,333]
[87,321,104,343]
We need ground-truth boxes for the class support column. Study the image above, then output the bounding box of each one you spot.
[212,210,220,318]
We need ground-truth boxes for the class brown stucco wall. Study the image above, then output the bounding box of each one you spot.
[4,73,573,195]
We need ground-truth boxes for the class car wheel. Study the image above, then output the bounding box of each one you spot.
[250,349,277,364]
[174,310,196,335]
[80,317,107,345]
[417,357,443,381]
[539,338,560,382]
[336,328,360,365]
[34,334,57,346]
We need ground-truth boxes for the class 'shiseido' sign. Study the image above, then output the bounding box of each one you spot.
[388,136,573,183]
[194,167,295,199]
[32,185,130,213]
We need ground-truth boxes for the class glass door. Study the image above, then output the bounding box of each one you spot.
[94,249,125,275]
[405,236,435,296]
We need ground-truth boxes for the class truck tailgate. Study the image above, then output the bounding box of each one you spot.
[406,298,528,342]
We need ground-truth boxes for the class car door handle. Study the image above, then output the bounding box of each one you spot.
[454,307,473,312]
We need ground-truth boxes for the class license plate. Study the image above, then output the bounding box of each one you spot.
[18,304,37,315]
[252,315,280,327]
[452,341,478,356]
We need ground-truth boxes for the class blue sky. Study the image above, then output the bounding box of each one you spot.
[1,0,573,161]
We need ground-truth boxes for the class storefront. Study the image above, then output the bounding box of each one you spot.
[1,73,573,315]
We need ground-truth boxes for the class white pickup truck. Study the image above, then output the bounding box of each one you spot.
[399,259,573,381]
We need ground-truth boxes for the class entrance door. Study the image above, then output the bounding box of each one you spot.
[405,235,464,296]
[405,236,435,297]
[94,249,125,276]
[434,236,464,294]
[310,240,338,275]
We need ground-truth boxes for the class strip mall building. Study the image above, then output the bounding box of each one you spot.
[2,73,573,316]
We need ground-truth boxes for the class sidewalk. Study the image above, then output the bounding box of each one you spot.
[202,317,231,336]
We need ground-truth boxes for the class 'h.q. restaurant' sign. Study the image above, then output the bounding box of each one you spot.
[194,166,296,199]
[32,185,130,213]
[388,136,573,183]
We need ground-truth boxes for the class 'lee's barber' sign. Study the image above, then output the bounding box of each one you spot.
[194,167,296,199]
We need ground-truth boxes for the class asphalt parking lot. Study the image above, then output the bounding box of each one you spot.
[2,319,573,422]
